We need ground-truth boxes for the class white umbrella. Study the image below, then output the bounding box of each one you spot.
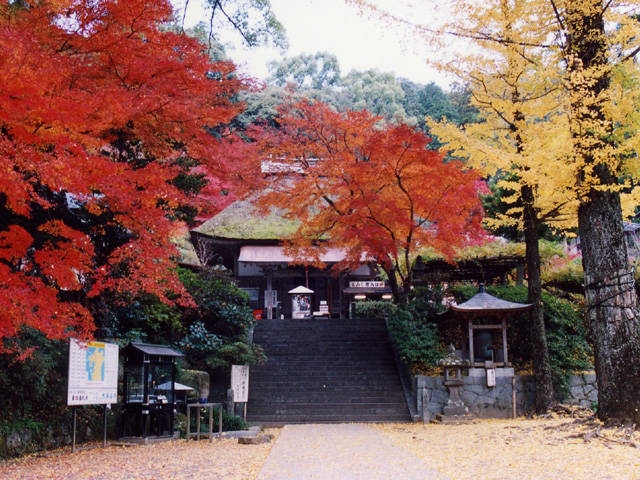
[288,285,314,294]
[157,381,194,391]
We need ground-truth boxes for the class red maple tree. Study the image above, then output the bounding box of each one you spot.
[254,100,486,298]
[0,0,259,352]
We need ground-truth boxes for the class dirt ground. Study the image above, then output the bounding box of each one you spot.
[0,435,277,480]
[1,411,639,479]
[376,413,640,480]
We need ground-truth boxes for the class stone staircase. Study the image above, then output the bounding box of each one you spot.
[246,317,411,424]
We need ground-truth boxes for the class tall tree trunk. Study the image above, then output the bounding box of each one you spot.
[387,265,402,303]
[522,186,555,412]
[565,0,640,424]
[511,63,554,411]
[578,192,640,423]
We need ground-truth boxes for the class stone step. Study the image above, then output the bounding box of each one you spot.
[247,316,410,423]
[249,415,410,425]
[249,379,402,389]
[249,396,406,405]
[248,404,409,416]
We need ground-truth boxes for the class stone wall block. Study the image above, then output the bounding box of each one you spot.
[415,371,597,421]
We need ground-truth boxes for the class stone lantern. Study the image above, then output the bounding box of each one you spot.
[437,344,471,419]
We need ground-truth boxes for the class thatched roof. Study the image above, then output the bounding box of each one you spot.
[413,255,525,284]
[192,197,299,240]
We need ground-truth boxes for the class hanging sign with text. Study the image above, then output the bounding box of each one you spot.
[348,280,386,288]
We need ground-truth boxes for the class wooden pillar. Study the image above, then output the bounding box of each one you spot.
[468,319,475,365]
[502,318,508,365]
[265,268,273,320]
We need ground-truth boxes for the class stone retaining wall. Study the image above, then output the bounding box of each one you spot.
[415,369,597,422]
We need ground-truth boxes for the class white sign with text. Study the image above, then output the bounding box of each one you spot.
[67,338,118,406]
[231,365,250,403]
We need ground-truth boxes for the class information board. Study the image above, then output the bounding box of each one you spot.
[67,338,119,406]
[230,365,250,403]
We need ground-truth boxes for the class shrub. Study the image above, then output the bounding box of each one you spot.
[0,329,108,458]
[216,409,249,432]
[353,300,396,319]
[385,288,448,374]
[177,267,265,371]
[542,291,592,397]
[387,308,443,374]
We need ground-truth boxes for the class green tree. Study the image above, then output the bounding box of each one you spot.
[242,54,478,135]
[268,52,341,90]
[400,80,459,134]
[336,69,408,121]
[177,268,264,371]
[447,83,481,127]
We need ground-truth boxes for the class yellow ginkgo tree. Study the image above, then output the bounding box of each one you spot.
[351,0,640,424]
[426,0,575,413]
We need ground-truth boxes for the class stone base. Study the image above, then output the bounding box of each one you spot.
[118,433,178,445]
[238,433,274,445]
[434,413,475,424]
[443,404,469,416]
[467,367,514,378]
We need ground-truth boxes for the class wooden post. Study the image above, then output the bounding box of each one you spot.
[103,404,108,447]
[468,319,474,365]
[512,376,517,419]
[502,318,509,365]
[266,269,273,319]
[72,406,77,453]
[208,404,213,443]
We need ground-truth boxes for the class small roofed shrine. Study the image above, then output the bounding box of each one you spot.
[288,285,314,319]
[445,285,532,368]
[121,343,183,440]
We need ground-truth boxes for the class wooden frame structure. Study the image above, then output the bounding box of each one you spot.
[446,285,531,368]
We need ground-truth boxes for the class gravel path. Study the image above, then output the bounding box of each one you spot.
[256,423,448,480]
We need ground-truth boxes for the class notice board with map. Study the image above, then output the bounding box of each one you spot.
[67,338,119,406]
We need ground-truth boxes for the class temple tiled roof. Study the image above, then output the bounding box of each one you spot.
[448,286,531,317]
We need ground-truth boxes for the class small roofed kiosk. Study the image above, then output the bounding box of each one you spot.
[289,285,314,318]
[447,285,532,367]
[121,343,183,439]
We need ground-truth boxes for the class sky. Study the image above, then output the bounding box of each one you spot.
[175,0,454,88]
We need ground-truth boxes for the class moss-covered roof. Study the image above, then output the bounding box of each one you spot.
[192,197,300,240]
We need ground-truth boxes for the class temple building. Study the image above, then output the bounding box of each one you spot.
[190,197,391,320]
